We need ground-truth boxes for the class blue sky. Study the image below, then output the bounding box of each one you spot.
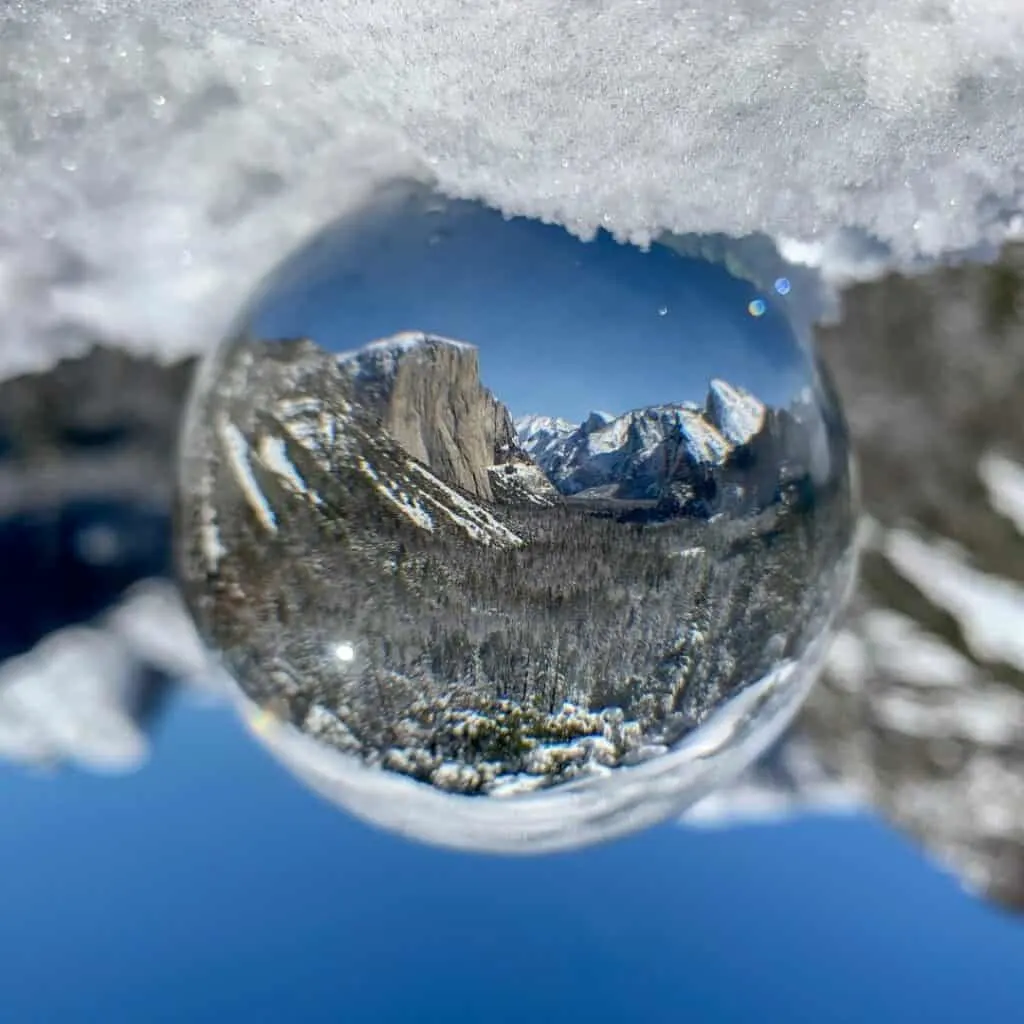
[2,698,1023,1023]
[252,197,810,425]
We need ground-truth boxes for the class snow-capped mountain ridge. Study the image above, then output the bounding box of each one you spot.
[706,378,767,446]
[223,337,793,526]
[335,331,480,399]
[516,413,575,440]
[517,380,765,469]
[337,330,475,367]
[515,380,771,505]
[581,410,616,433]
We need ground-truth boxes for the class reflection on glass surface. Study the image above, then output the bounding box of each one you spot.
[175,181,856,849]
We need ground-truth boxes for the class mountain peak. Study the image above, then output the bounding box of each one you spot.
[370,330,476,353]
[331,331,547,504]
[515,414,576,441]
[705,378,766,446]
[337,331,476,373]
[582,410,616,433]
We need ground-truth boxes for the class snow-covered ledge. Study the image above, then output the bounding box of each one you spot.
[2,1,1024,378]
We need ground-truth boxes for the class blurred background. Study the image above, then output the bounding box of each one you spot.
[2,242,1024,1019]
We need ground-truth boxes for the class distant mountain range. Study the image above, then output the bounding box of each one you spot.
[515,375,815,516]
[516,377,763,479]
[520,376,782,516]
[329,329,819,523]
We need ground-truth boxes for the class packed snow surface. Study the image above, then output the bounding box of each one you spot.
[2,1,1024,377]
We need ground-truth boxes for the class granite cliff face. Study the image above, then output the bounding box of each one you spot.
[338,332,531,503]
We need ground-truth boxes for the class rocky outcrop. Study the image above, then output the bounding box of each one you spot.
[803,247,1024,913]
[339,332,526,502]
[704,378,766,446]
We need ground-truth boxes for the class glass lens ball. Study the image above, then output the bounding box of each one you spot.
[176,181,857,852]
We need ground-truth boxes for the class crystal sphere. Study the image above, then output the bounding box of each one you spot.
[175,180,857,852]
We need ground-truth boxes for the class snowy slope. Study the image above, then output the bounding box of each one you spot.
[517,386,756,499]
[706,379,766,447]
[207,340,526,549]
[515,415,577,463]
[243,396,524,549]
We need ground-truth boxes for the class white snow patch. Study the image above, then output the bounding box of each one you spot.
[860,609,977,688]
[216,416,277,533]
[824,629,871,691]
[0,581,218,773]
[279,416,321,449]
[338,331,476,377]
[674,546,706,560]
[200,515,226,572]
[275,401,343,461]
[195,463,226,571]
[357,456,435,531]
[407,460,523,546]
[258,433,321,504]
[364,330,474,354]
[684,780,863,828]
[516,415,576,447]
[585,415,633,456]
[674,408,732,465]
[706,379,766,446]
[0,628,146,772]
[5,3,1024,377]
[873,689,1023,747]
[979,452,1024,536]
[488,461,559,505]
[884,528,1024,674]
[277,396,324,414]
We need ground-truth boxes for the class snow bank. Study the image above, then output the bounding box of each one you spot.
[0,580,216,772]
[2,0,1024,378]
